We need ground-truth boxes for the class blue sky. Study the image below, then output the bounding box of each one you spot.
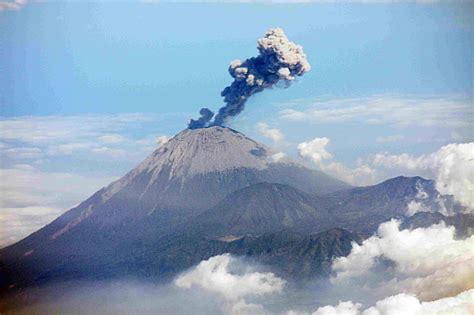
[0,0,473,246]
[1,2,472,117]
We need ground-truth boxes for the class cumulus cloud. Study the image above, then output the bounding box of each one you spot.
[304,289,474,315]
[332,219,474,301]
[374,143,474,209]
[310,301,361,315]
[297,137,333,164]
[257,122,285,143]
[175,254,285,314]
[156,135,170,147]
[298,137,375,185]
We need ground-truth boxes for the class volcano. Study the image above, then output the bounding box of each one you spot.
[0,126,465,308]
[0,128,348,289]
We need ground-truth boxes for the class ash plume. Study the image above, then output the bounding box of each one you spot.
[188,108,214,129]
[188,28,311,129]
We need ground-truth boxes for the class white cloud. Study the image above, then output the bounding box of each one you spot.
[156,135,170,147]
[270,152,287,163]
[374,143,474,209]
[311,301,361,315]
[297,137,375,185]
[257,122,285,143]
[175,254,285,300]
[406,181,432,216]
[305,289,474,315]
[319,161,375,186]
[297,137,333,164]
[332,220,474,301]
[279,95,472,129]
[175,254,285,314]
[0,166,117,247]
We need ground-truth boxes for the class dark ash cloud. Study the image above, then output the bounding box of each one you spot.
[188,28,311,129]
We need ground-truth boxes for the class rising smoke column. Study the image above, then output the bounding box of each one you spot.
[188,28,311,129]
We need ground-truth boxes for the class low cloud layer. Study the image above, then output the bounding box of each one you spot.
[175,254,285,314]
[303,289,474,315]
[332,220,474,301]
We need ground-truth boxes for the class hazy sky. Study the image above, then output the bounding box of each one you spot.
[0,0,473,246]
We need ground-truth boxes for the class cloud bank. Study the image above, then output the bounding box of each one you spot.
[304,289,474,315]
[332,219,474,301]
[175,254,285,314]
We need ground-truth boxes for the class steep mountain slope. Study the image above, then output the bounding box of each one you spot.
[186,182,335,238]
